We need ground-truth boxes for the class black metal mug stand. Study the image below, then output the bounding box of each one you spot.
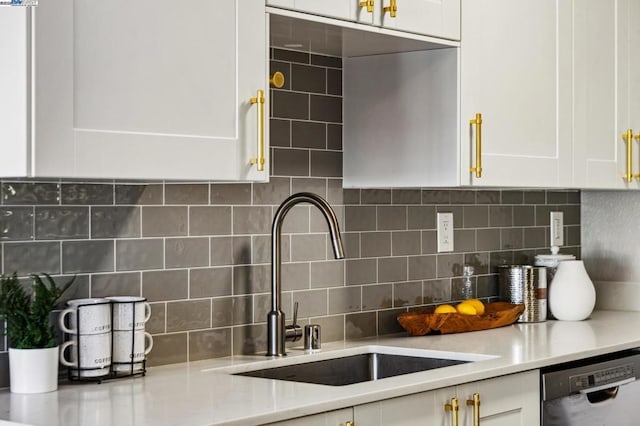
[110,299,147,379]
[63,298,148,383]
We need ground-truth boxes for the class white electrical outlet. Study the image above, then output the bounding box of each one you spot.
[437,212,454,253]
[550,211,564,246]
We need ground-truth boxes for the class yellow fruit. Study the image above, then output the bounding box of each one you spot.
[456,302,477,315]
[464,298,485,315]
[434,304,457,314]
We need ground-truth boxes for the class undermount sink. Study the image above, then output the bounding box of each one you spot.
[231,346,495,386]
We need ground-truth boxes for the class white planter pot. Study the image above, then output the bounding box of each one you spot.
[9,347,59,393]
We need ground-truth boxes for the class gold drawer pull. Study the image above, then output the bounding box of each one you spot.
[470,113,483,178]
[623,129,633,183]
[466,393,480,426]
[359,0,374,13]
[444,397,459,426]
[250,89,266,172]
[384,0,397,17]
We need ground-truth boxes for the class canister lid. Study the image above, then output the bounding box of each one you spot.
[534,246,576,267]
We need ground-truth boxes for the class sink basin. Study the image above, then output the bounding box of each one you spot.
[231,346,494,386]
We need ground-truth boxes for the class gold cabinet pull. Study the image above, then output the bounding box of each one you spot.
[384,0,397,17]
[250,89,266,172]
[444,397,459,426]
[359,0,374,13]
[623,129,633,183]
[470,113,483,178]
[466,393,481,426]
[635,132,640,180]
[269,71,285,89]
[345,422,354,426]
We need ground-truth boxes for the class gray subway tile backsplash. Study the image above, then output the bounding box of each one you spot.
[61,183,113,205]
[0,48,581,379]
[91,206,140,238]
[36,206,91,240]
[115,184,163,205]
[116,239,164,271]
[0,207,34,241]
[2,182,60,205]
[291,63,326,94]
[142,206,188,237]
[165,184,209,205]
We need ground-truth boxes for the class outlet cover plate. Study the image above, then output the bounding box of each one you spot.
[437,212,454,253]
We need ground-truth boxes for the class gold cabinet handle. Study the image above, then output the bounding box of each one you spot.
[345,422,354,426]
[249,89,266,172]
[623,129,633,183]
[269,71,285,89]
[466,393,481,426]
[359,0,374,13]
[384,0,397,17]
[635,132,640,180]
[444,397,459,426]
[470,113,483,178]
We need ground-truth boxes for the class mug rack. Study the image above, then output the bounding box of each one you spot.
[61,299,148,383]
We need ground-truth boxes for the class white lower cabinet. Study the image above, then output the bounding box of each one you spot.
[265,407,353,425]
[353,370,540,426]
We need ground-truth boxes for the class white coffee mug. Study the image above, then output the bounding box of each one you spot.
[107,296,151,330]
[112,330,153,372]
[60,332,111,377]
[59,298,111,335]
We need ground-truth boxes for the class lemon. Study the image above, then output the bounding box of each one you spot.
[456,302,477,315]
[434,304,457,314]
[464,298,485,315]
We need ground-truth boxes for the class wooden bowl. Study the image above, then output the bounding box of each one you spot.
[397,302,525,336]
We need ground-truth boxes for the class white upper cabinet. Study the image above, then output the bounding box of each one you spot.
[0,7,29,177]
[572,0,640,189]
[268,0,362,23]
[459,0,572,187]
[344,0,573,188]
[267,0,460,41]
[382,0,460,40]
[0,0,268,181]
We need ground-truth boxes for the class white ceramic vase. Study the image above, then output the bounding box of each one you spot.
[549,260,596,321]
[9,346,59,393]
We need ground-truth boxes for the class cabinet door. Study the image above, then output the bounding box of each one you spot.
[571,0,639,189]
[266,407,352,425]
[268,0,368,23]
[631,0,640,138]
[460,0,572,187]
[380,0,460,40]
[354,388,448,425]
[32,0,268,181]
[0,7,29,177]
[458,370,540,426]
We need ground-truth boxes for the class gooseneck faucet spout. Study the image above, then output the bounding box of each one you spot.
[267,192,344,356]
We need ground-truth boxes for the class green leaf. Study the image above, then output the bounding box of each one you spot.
[0,273,75,349]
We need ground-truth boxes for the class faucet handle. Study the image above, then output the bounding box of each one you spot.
[285,302,302,343]
[292,301,298,327]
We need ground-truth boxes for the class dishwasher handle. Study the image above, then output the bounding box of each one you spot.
[579,377,635,404]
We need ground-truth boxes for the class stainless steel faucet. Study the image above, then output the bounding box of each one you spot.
[267,192,344,356]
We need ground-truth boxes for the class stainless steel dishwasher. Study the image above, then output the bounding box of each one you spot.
[542,350,640,425]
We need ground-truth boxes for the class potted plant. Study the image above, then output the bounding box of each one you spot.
[0,273,74,393]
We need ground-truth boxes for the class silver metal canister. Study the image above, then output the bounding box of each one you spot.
[498,265,547,322]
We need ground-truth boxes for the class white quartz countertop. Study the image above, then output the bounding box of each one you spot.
[2,310,640,426]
